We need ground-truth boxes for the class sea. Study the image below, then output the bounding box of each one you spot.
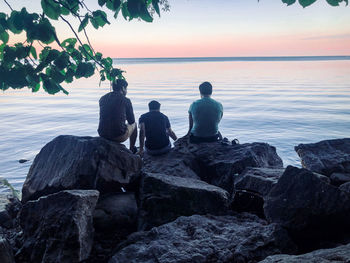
[1,56,350,191]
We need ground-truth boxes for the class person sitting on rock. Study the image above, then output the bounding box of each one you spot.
[98,79,137,153]
[138,100,177,156]
[187,81,223,143]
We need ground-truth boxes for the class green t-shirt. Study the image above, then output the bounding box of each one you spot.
[188,97,223,137]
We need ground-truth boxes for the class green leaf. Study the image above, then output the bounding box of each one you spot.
[0,30,9,44]
[48,67,66,83]
[30,46,37,59]
[106,0,121,10]
[152,0,160,16]
[41,74,60,94]
[59,84,69,95]
[98,0,108,6]
[92,10,110,28]
[79,44,94,58]
[65,67,75,83]
[282,0,296,5]
[54,52,70,70]
[41,0,61,20]
[121,2,131,20]
[139,7,153,22]
[78,14,89,32]
[62,38,77,52]
[8,11,23,34]
[298,0,317,7]
[326,0,340,5]
[75,62,95,78]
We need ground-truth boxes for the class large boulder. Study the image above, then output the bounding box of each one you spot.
[144,137,283,194]
[18,190,99,263]
[295,138,350,176]
[231,168,284,217]
[0,237,15,263]
[138,173,229,230]
[264,166,350,250]
[234,167,284,196]
[22,135,142,202]
[94,192,138,237]
[110,213,296,263]
[259,242,350,263]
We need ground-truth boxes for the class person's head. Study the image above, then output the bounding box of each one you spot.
[112,79,128,95]
[148,100,161,111]
[199,81,212,96]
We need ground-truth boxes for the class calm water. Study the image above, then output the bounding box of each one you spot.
[1,58,350,190]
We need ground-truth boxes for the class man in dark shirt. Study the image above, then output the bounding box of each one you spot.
[138,100,177,156]
[98,79,137,152]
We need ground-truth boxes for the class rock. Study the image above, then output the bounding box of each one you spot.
[330,172,350,186]
[0,237,15,263]
[264,166,350,250]
[144,137,283,194]
[138,173,229,230]
[18,159,28,164]
[0,179,21,229]
[295,138,350,176]
[18,190,99,263]
[340,182,350,194]
[143,152,200,180]
[259,242,350,263]
[94,192,138,237]
[230,168,283,217]
[110,213,297,263]
[22,135,142,202]
[234,167,284,196]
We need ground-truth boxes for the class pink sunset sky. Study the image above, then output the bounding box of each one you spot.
[3,0,350,58]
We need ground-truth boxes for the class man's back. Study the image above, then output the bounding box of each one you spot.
[189,97,223,137]
[139,111,170,150]
[98,92,134,140]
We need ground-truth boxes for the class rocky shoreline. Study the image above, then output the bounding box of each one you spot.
[1,136,350,262]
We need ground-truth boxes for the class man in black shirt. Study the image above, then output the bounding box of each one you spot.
[138,100,177,156]
[98,79,137,152]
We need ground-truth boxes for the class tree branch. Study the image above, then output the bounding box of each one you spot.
[59,15,104,69]
[3,0,13,11]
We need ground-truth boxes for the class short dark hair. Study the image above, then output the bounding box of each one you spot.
[148,100,161,111]
[199,82,212,95]
[112,79,128,92]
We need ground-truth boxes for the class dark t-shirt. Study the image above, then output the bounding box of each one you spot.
[98,92,135,140]
[139,111,170,150]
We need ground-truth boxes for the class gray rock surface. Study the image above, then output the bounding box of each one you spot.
[22,135,142,202]
[144,137,283,194]
[18,190,99,263]
[339,182,350,194]
[295,138,350,176]
[234,167,284,196]
[259,242,350,263]
[264,166,350,249]
[0,237,15,263]
[110,213,296,263]
[138,173,229,230]
[330,172,350,186]
[231,168,284,217]
[94,192,138,236]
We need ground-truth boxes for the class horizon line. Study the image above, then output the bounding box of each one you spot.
[115,55,350,59]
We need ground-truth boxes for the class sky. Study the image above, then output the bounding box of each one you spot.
[2,0,350,58]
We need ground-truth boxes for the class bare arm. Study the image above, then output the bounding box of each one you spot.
[138,122,145,155]
[167,127,177,141]
[187,113,193,136]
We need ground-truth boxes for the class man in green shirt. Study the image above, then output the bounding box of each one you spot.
[188,82,223,143]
